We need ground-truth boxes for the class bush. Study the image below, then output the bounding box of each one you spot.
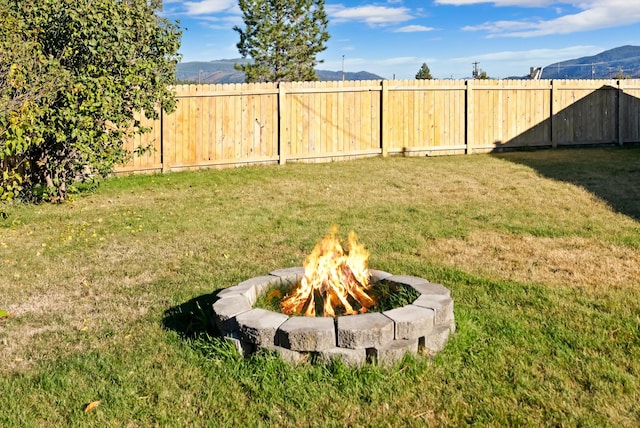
[0,0,181,202]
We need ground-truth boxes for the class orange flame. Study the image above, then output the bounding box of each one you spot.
[281,227,375,317]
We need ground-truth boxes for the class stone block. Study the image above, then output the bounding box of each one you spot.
[316,347,367,367]
[268,268,305,292]
[385,275,430,288]
[421,325,451,354]
[337,313,394,349]
[407,282,451,298]
[261,344,308,364]
[223,335,255,357]
[236,308,289,348]
[270,267,305,280]
[368,339,419,365]
[277,316,336,351]
[383,305,435,340]
[412,295,454,326]
[212,295,252,334]
[216,275,276,305]
[369,269,393,282]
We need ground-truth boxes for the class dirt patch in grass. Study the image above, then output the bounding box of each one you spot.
[421,230,640,290]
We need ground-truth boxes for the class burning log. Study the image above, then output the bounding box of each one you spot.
[281,227,375,317]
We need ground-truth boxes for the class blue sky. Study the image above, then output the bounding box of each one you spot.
[163,1,640,79]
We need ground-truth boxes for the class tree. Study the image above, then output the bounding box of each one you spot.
[476,70,490,80]
[415,63,433,80]
[234,0,330,83]
[0,0,181,202]
[0,2,64,199]
[0,4,59,121]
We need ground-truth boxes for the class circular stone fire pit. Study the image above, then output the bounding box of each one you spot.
[212,267,455,366]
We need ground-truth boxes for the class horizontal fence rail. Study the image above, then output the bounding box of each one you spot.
[116,79,640,174]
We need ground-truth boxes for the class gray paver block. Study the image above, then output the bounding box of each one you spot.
[236,308,289,347]
[277,316,336,351]
[212,295,252,334]
[383,305,435,340]
[412,295,454,325]
[223,335,255,357]
[421,325,451,354]
[384,275,451,299]
[369,269,393,282]
[369,338,419,365]
[316,347,367,367]
[270,267,305,278]
[408,282,451,298]
[217,275,279,305]
[268,269,305,292]
[385,275,430,288]
[337,313,394,349]
[261,344,307,364]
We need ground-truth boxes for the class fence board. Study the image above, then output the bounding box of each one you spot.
[552,79,618,145]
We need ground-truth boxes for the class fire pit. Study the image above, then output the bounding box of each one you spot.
[211,229,455,366]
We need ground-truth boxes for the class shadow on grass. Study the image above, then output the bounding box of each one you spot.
[492,145,640,221]
[162,291,222,339]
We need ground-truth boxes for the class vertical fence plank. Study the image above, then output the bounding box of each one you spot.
[278,83,287,164]
[466,80,473,154]
[381,80,389,156]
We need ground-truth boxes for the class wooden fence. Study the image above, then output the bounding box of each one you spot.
[116,79,640,174]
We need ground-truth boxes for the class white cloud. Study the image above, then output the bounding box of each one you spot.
[394,25,435,33]
[196,15,243,30]
[326,5,413,26]
[184,0,237,16]
[439,1,640,37]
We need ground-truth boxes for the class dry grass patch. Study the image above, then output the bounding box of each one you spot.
[421,230,640,290]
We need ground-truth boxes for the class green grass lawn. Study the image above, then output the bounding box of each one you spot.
[1,147,639,426]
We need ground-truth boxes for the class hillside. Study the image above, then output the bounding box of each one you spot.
[541,45,640,79]
[176,58,384,83]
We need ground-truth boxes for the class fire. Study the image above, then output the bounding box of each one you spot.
[281,227,375,317]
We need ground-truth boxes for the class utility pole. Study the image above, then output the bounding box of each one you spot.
[342,55,345,81]
[472,62,480,78]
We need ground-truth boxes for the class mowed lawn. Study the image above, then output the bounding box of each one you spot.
[1,147,639,426]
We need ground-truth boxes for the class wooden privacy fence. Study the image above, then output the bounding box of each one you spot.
[117,79,640,174]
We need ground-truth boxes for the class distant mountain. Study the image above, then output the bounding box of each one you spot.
[541,45,640,79]
[176,58,384,84]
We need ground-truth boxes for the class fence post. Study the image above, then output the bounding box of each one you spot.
[617,80,624,146]
[550,80,557,148]
[278,83,287,165]
[381,80,389,157]
[160,107,168,173]
[465,80,473,154]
